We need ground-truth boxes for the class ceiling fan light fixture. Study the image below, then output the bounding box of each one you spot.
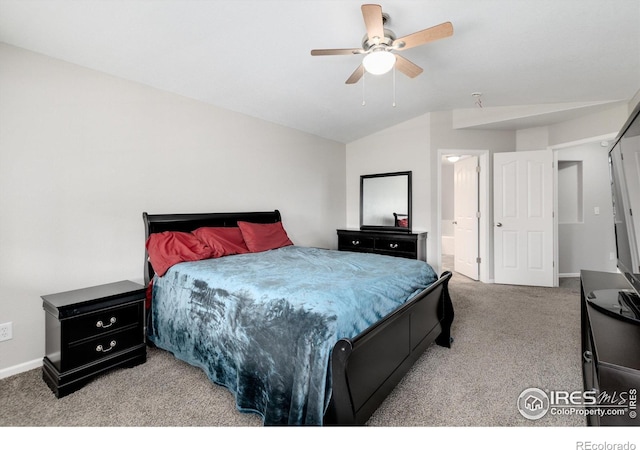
[362,50,396,75]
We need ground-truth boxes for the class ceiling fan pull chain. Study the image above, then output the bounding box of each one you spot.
[362,66,366,106]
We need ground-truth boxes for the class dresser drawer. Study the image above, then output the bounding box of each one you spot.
[65,326,143,371]
[65,303,142,343]
[374,238,416,254]
[337,229,427,261]
[338,235,374,251]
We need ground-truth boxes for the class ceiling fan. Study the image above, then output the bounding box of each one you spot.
[311,4,453,84]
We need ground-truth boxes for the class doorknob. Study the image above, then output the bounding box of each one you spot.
[452,221,457,225]
[496,222,503,227]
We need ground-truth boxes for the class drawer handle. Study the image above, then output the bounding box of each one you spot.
[389,243,398,249]
[583,350,592,363]
[96,340,117,353]
[96,317,117,329]
[351,240,360,246]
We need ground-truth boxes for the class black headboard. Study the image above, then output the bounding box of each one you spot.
[142,210,282,284]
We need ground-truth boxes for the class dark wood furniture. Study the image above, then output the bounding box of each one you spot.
[337,229,427,261]
[580,269,640,426]
[360,171,412,232]
[42,280,146,398]
[143,210,453,425]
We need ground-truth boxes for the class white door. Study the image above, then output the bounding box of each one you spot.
[454,156,479,280]
[494,150,554,287]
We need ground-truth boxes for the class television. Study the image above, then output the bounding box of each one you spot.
[587,101,640,324]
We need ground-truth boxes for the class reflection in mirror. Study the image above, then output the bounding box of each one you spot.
[360,171,412,232]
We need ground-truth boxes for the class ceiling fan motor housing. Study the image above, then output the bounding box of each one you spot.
[362,28,396,52]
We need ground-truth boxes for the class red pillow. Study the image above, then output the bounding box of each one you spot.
[145,231,213,277]
[237,221,294,253]
[192,227,250,257]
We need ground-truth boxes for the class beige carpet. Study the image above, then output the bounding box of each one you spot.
[1,271,585,427]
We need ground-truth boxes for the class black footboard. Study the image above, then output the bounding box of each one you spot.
[324,271,454,425]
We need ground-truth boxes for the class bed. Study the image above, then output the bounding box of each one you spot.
[142,210,454,426]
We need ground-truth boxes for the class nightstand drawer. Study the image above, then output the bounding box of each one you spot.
[374,238,416,254]
[65,303,141,343]
[65,326,143,370]
[338,235,374,250]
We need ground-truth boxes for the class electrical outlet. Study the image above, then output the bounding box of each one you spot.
[0,322,12,342]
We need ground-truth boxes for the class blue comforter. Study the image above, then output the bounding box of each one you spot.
[147,246,437,425]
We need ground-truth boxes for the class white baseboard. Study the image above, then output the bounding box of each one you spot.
[0,358,42,380]
[559,273,580,278]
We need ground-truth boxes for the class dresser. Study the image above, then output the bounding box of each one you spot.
[42,280,147,398]
[337,229,427,261]
[580,270,640,426]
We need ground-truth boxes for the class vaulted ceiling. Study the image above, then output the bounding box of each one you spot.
[1,0,638,143]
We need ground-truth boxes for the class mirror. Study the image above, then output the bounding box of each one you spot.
[360,171,412,232]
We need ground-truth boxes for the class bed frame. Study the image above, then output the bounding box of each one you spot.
[142,209,454,425]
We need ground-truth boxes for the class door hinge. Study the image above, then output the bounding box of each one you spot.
[476,165,481,173]
[476,211,481,218]
[476,257,481,263]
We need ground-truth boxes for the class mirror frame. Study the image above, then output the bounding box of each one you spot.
[360,171,412,232]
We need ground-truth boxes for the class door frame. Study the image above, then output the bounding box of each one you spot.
[436,149,491,283]
[550,133,617,285]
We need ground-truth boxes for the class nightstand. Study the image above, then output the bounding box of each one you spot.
[41,280,147,398]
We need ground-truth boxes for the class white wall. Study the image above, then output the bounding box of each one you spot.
[549,104,630,147]
[346,114,431,232]
[556,142,617,275]
[0,44,346,373]
[346,110,516,271]
[516,126,549,151]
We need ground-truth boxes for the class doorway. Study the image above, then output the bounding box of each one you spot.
[552,135,618,280]
[437,149,490,282]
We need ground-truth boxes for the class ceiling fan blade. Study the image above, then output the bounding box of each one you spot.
[361,4,384,41]
[393,21,453,50]
[311,48,363,56]
[394,54,423,78]
[345,64,365,84]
